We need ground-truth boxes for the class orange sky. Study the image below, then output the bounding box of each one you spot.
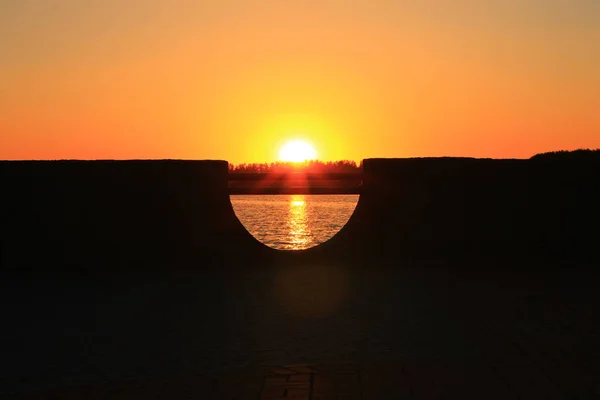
[1,1,599,164]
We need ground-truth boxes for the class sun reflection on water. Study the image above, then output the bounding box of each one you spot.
[230,194,359,250]
[286,195,313,250]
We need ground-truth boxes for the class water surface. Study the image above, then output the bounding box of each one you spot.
[230,195,359,250]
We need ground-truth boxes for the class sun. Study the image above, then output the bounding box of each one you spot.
[278,140,317,162]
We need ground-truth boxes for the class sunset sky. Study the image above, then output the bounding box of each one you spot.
[1,1,598,164]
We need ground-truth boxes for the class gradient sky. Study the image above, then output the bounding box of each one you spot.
[1,1,599,163]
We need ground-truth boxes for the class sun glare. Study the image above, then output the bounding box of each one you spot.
[278,140,317,162]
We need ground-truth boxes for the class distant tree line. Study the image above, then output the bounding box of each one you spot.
[530,149,600,160]
[228,160,361,173]
[228,150,600,172]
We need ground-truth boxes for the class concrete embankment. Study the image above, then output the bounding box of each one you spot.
[1,156,598,274]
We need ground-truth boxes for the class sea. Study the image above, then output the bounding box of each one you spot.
[230,195,359,250]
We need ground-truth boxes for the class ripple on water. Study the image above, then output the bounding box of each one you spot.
[231,195,359,250]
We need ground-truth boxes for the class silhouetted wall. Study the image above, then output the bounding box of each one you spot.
[2,156,598,275]
[318,157,599,262]
[0,160,266,275]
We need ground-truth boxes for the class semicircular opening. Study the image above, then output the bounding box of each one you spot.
[230,194,359,250]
